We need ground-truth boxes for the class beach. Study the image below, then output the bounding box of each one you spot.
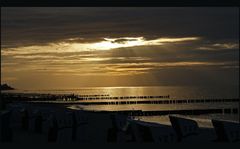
[1,89,240,143]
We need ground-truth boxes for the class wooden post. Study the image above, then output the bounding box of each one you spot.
[239,100,240,123]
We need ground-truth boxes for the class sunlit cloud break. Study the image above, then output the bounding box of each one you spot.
[198,43,239,50]
[71,37,200,51]
[2,36,200,56]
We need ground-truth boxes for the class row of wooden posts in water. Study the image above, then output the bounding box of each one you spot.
[78,95,170,100]
[1,93,170,101]
[107,108,239,116]
[1,93,239,105]
[51,98,239,105]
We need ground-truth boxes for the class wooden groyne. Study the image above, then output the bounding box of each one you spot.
[78,94,110,98]
[78,95,170,100]
[59,98,239,105]
[1,93,170,101]
[1,92,239,105]
[98,108,239,116]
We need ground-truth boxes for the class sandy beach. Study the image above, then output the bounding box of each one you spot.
[1,101,239,143]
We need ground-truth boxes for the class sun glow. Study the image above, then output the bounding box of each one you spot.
[90,37,145,50]
[2,36,200,56]
[69,36,199,52]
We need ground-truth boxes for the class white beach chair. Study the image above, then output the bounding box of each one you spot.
[128,119,177,143]
[150,124,177,143]
[9,108,22,129]
[42,110,56,135]
[0,110,13,142]
[169,115,201,142]
[46,113,58,142]
[128,119,153,142]
[212,119,240,142]
[80,112,112,143]
[55,112,74,143]
[74,111,89,142]
[28,109,43,133]
[7,104,26,129]
[111,114,133,142]
[114,114,129,131]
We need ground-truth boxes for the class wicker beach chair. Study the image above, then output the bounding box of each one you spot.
[55,112,74,142]
[7,104,26,129]
[28,109,43,133]
[109,114,132,142]
[169,115,199,142]
[46,111,74,142]
[0,110,13,142]
[73,111,89,142]
[128,119,177,143]
[81,112,112,143]
[212,119,240,142]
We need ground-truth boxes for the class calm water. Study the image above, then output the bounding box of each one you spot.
[4,86,239,126]
[4,85,239,99]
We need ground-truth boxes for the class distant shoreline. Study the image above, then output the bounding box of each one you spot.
[1,84,14,90]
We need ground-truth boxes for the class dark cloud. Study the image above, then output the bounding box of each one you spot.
[1,7,239,48]
[1,7,239,88]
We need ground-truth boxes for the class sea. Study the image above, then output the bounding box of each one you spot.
[3,86,240,127]
[4,85,239,98]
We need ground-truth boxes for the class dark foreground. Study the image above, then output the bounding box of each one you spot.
[1,102,240,143]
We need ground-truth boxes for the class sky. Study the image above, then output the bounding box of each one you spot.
[1,7,239,89]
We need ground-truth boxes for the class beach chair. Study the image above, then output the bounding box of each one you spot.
[81,112,112,143]
[9,109,22,129]
[212,119,240,142]
[114,114,129,131]
[109,114,132,142]
[73,111,89,142]
[0,110,13,142]
[40,109,55,135]
[128,119,154,142]
[150,124,177,143]
[47,114,58,142]
[169,115,199,142]
[28,109,43,133]
[55,112,74,143]
[20,108,29,130]
[7,104,26,129]
[128,119,177,143]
